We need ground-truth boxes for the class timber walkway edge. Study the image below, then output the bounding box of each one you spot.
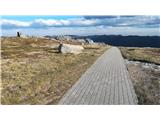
[59,47,138,105]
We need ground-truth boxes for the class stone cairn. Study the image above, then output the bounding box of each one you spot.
[17,32,21,37]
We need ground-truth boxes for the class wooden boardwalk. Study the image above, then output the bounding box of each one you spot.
[59,47,138,105]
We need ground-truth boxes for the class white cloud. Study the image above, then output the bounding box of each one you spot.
[2,26,159,36]
[1,16,159,29]
[71,18,98,26]
[1,19,31,27]
[1,16,159,36]
[31,18,98,27]
[32,19,70,26]
[1,18,99,28]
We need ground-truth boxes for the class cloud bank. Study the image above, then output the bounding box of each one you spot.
[1,16,159,36]
[1,16,159,29]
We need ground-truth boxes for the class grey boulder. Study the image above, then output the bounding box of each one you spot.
[58,44,84,54]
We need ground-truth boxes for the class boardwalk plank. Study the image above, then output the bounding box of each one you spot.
[59,47,137,105]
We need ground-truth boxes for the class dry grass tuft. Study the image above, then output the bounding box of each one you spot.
[1,37,108,104]
[120,47,160,64]
[120,47,160,105]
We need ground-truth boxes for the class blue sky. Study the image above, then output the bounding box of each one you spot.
[1,15,160,36]
[2,16,81,21]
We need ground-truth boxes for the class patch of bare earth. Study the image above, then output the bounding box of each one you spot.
[1,37,109,105]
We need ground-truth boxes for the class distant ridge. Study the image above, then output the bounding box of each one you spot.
[2,35,159,48]
[77,35,160,48]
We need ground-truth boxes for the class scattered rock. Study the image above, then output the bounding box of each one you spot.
[17,32,28,38]
[56,36,73,41]
[125,59,160,104]
[76,39,86,43]
[85,38,94,44]
[58,43,84,54]
[125,59,160,71]
[20,34,28,38]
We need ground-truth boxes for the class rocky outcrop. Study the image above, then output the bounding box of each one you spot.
[85,39,94,44]
[58,44,84,54]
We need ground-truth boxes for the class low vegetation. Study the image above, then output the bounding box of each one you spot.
[120,47,160,65]
[127,64,159,104]
[120,47,160,105]
[1,37,109,104]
